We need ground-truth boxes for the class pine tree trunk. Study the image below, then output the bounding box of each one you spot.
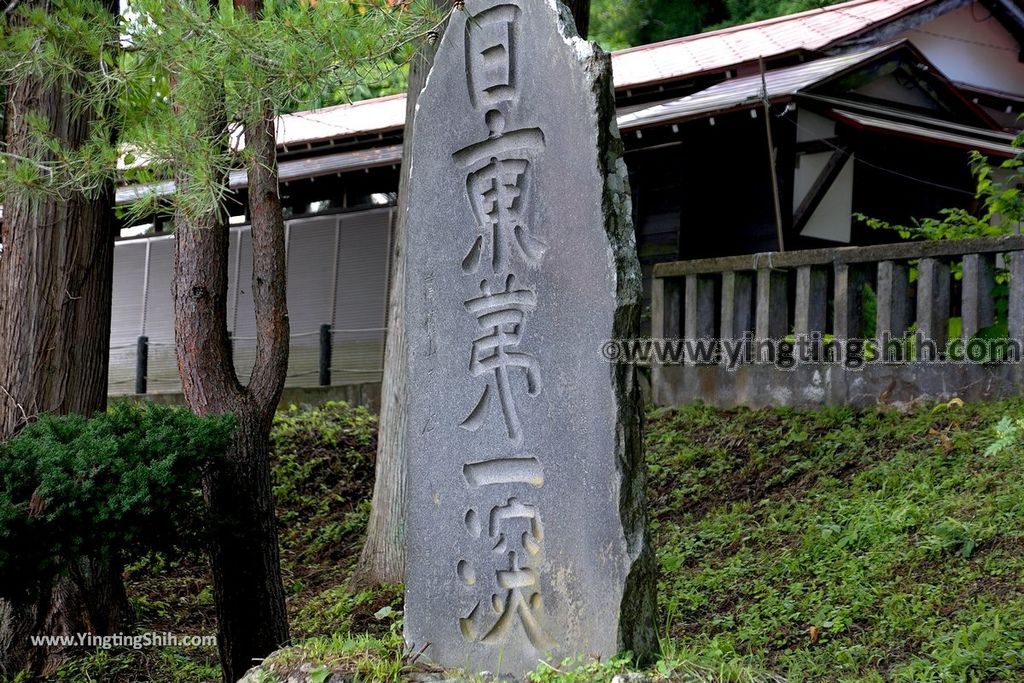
[0,0,126,677]
[354,0,591,590]
[173,152,290,682]
[173,3,290,679]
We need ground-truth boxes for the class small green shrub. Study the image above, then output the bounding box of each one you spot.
[0,402,234,599]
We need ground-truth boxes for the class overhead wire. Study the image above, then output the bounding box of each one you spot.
[773,103,987,197]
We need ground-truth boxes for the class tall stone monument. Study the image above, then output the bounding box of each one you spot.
[403,0,656,674]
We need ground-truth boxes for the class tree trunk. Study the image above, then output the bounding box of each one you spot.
[354,0,591,590]
[353,1,448,589]
[173,148,290,683]
[0,557,129,678]
[0,0,126,677]
[0,582,53,679]
[172,2,290,680]
[565,0,590,39]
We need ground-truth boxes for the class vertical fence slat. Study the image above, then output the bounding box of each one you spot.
[961,253,996,340]
[1010,251,1024,342]
[685,274,716,340]
[652,276,682,339]
[916,257,950,359]
[794,265,828,337]
[756,269,787,340]
[721,271,754,339]
[834,263,869,340]
[876,260,909,339]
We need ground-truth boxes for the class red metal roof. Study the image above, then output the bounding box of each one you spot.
[611,0,932,89]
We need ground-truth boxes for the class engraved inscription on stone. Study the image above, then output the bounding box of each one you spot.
[404,0,655,675]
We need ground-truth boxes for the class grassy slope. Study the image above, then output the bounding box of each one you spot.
[647,401,1024,682]
[50,399,1024,682]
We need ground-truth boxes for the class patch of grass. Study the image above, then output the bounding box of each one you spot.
[51,649,220,683]
[649,400,1024,682]
[272,402,379,601]
[526,653,635,682]
[249,629,434,683]
[294,583,404,639]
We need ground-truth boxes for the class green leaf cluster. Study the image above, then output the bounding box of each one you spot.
[0,0,442,223]
[0,402,235,600]
[590,0,844,50]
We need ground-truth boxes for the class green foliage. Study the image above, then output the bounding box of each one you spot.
[590,0,724,50]
[856,206,1008,242]
[0,0,122,200]
[293,583,403,640]
[717,0,839,28]
[985,413,1024,456]
[590,0,844,49]
[0,402,234,599]
[527,653,634,682]
[51,649,220,683]
[250,629,410,682]
[0,0,442,221]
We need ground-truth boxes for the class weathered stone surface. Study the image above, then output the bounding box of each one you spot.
[402,0,655,675]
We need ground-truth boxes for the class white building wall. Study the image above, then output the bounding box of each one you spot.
[903,4,1024,97]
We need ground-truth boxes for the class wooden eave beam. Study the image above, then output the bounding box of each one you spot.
[792,144,850,235]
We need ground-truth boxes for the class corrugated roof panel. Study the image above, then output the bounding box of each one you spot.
[616,44,895,129]
[115,144,402,205]
[275,94,407,147]
[610,0,930,88]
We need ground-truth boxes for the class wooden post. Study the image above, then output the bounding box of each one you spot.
[721,271,755,339]
[961,253,995,340]
[319,324,332,387]
[834,263,869,340]
[135,336,149,395]
[916,258,950,359]
[876,260,910,339]
[652,275,683,339]
[759,57,785,252]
